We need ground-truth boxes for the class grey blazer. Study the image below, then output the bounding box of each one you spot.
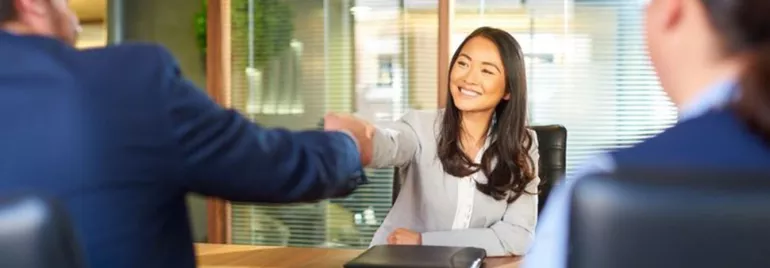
[368,110,540,256]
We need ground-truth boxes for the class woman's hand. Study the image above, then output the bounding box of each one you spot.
[323,113,374,166]
[387,228,422,245]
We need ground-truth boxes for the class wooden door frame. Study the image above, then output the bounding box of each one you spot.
[204,0,452,244]
[205,0,231,244]
[437,0,452,108]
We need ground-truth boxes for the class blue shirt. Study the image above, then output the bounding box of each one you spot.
[523,79,737,268]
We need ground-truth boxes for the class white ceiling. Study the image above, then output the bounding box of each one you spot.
[70,0,106,22]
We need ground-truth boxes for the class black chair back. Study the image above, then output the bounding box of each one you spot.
[0,195,85,268]
[392,168,401,205]
[530,125,567,213]
[392,125,567,212]
[569,170,770,268]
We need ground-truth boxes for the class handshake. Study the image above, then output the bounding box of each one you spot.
[323,112,374,166]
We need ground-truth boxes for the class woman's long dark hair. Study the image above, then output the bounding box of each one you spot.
[437,27,536,203]
[702,1,770,142]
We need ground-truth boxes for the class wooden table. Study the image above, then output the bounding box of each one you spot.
[196,243,521,268]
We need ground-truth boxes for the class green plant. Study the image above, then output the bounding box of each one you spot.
[195,0,207,58]
[195,0,295,69]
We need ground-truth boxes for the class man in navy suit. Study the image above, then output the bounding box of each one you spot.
[0,0,371,267]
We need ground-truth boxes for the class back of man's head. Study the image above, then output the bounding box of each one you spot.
[0,0,80,46]
[0,0,17,24]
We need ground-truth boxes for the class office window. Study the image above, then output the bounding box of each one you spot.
[228,0,676,250]
[452,0,676,175]
[228,0,438,249]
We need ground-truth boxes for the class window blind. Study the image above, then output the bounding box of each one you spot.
[452,0,676,175]
[228,0,676,249]
[228,0,439,249]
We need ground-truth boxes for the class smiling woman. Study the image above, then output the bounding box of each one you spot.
[440,27,536,206]
[324,26,540,257]
[449,37,508,111]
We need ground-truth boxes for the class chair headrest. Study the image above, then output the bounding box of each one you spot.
[0,194,85,268]
[569,170,770,268]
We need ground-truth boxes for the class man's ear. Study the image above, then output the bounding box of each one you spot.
[645,0,684,35]
[661,0,684,32]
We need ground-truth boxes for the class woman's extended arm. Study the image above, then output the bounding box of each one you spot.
[420,131,540,256]
[368,111,422,168]
[325,111,423,168]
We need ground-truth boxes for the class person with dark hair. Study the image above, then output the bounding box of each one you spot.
[0,0,369,267]
[525,0,770,267]
[325,26,539,256]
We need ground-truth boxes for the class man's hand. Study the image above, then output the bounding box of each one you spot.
[323,112,374,166]
[387,228,422,245]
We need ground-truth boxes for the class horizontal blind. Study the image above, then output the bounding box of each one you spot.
[228,0,673,249]
[451,0,676,175]
[229,0,439,249]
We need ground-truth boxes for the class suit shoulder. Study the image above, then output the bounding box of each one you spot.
[81,42,172,57]
[398,109,443,143]
[71,43,186,107]
[616,110,730,152]
[77,43,182,91]
[79,42,178,71]
[610,110,760,167]
[400,109,442,125]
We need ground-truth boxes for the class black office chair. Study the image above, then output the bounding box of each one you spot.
[392,125,567,212]
[0,195,85,268]
[392,168,402,205]
[530,125,567,213]
[569,170,770,268]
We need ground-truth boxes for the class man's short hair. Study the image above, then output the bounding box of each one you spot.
[0,0,17,24]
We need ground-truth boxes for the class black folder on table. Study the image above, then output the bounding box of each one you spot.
[344,245,486,268]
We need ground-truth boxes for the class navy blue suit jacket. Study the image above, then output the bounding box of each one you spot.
[0,31,365,267]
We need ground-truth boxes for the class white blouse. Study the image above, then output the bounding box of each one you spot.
[368,110,540,257]
[451,137,492,230]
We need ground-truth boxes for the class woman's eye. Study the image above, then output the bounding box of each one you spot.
[457,61,468,67]
[482,69,495,75]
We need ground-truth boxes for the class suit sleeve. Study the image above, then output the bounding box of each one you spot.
[154,47,367,203]
[421,131,540,256]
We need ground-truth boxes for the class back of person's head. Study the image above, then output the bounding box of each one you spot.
[645,0,770,141]
[700,1,770,142]
[0,0,80,45]
[0,0,17,23]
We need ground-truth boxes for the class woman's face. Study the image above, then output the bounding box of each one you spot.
[449,36,509,113]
